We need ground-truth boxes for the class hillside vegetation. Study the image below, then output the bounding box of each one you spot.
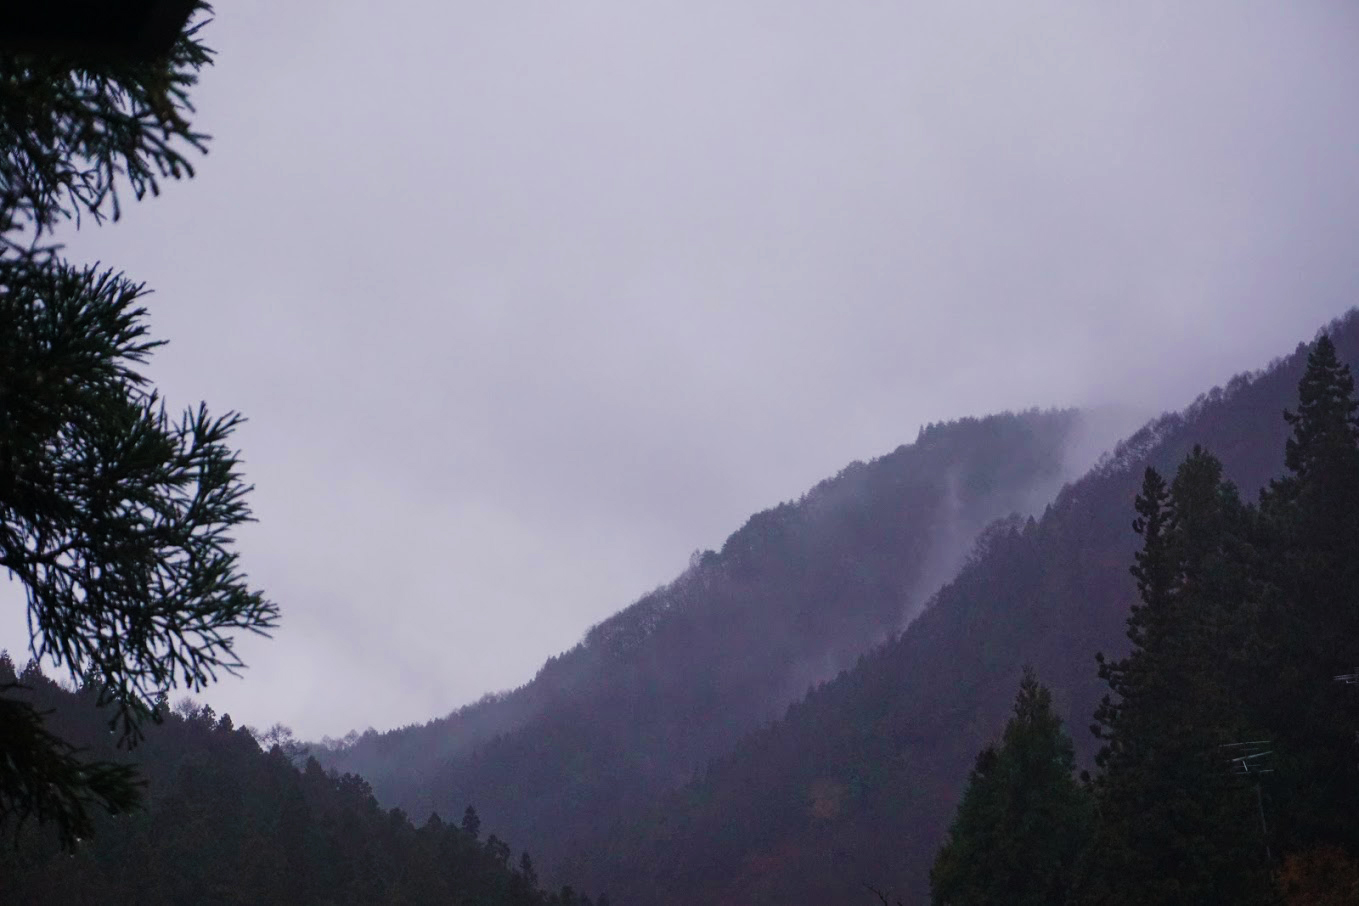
[586,315,1359,904]
[318,409,1089,883]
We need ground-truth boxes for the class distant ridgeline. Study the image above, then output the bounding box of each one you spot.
[315,407,1090,885]
[0,656,605,906]
[587,311,1359,905]
[25,309,1354,905]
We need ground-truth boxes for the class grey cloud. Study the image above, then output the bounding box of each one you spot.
[4,0,1359,737]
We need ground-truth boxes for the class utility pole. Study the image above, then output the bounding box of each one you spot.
[1221,740,1274,865]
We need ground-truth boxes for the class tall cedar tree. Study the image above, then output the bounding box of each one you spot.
[0,3,278,848]
[1254,334,1359,858]
[1082,451,1271,905]
[930,668,1092,906]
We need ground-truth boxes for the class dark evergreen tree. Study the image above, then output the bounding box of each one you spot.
[0,4,278,849]
[930,668,1092,906]
[463,803,482,839]
[1254,333,1359,859]
[1083,454,1270,904]
[520,851,539,887]
[0,3,210,250]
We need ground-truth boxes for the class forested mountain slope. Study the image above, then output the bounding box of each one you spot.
[586,313,1359,905]
[0,655,601,906]
[318,408,1090,881]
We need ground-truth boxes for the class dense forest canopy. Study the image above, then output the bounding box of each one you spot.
[0,655,607,906]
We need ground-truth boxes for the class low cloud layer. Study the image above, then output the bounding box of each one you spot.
[4,1,1359,738]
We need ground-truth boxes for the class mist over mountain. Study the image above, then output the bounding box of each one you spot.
[578,312,1359,905]
[315,406,1110,882]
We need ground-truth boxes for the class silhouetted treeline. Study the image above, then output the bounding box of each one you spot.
[0,658,603,906]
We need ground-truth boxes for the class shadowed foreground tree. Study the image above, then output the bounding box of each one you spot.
[1081,453,1270,905]
[930,668,1092,906]
[1253,333,1359,858]
[0,1,211,250]
[0,3,278,847]
[1066,341,1359,903]
[0,0,198,62]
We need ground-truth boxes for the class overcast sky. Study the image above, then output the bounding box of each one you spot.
[5,0,1359,739]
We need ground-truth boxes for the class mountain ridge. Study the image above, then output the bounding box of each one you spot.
[315,406,1100,885]
[584,312,1357,904]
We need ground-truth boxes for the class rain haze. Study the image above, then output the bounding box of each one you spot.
[5,0,1359,740]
